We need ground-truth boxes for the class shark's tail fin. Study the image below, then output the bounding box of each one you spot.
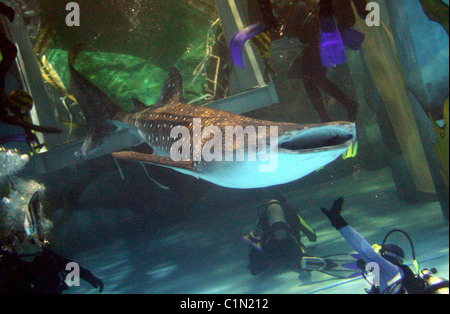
[68,43,84,70]
[69,44,120,122]
[69,44,121,159]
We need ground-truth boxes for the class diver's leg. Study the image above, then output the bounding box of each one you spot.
[301,46,333,123]
[303,77,333,123]
[332,0,356,31]
[248,247,272,276]
[352,0,369,19]
[318,76,359,121]
[310,56,358,122]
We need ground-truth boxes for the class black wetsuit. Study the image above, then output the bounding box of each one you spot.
[285,0,361,122]
[0,2,17,117]
[248,204,317,276]
[0,247,101,294]
[248,0,366,122]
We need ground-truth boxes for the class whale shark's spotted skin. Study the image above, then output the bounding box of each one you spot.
[69,50,356,189]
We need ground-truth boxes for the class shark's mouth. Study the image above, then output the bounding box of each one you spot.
[279,124,356,152]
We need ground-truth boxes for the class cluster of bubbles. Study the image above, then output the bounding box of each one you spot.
[0,147,29,180]
[1,147,52,243]
[1,179,51,241]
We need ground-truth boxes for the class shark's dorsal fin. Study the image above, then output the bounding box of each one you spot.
[132,98,148,111]
[155,68,184,108]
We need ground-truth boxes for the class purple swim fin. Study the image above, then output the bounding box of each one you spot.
[230,22,266,69]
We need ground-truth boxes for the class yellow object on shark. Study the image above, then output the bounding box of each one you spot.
[316,141,358,173]
[429,98,449,187]
[343,141,358,160]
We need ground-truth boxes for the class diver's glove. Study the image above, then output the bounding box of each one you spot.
[321,197,348,230]
[87,276,104,293]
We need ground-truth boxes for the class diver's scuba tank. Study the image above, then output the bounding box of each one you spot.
[266,199,288,241]
[377,229,449,294]
[420,268,449,294]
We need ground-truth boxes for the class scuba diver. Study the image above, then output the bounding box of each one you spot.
[244,196,317,276]
[246,0,366,122]
[4,90,47,153]
[1,2,61,151]
[0,183,104,294]
[321,197,449,294]
[0,87,61,149]
[0,1,17,117]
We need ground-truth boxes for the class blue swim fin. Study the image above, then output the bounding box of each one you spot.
[341,28,365,50]
[320,18,347,68]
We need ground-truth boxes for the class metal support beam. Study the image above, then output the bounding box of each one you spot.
[26,130,142,174]
[207,82,278,114]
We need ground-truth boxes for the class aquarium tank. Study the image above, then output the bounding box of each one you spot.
[0,0,448,297]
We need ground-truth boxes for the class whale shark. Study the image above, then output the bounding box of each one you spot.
[70,49,357,189]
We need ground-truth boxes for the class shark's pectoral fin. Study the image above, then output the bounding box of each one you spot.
[77,121,118,159]
[113,151,198,172]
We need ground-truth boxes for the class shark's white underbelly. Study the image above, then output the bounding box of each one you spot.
[167,148,348,189]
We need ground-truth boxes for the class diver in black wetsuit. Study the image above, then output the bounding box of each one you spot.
[286,0,360,123]
[249,0,367,122]
[0,2,61,141]
[246,196,317,275]
[0,239,104,294]
[0,189,103,294]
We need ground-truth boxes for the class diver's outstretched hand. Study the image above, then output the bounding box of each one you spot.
[88,276,104,293]
[321,197,348,230]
